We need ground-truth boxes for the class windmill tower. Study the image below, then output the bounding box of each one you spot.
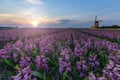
[93,16,103,29]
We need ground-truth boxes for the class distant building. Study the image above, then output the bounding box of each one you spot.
[92,16,103,29]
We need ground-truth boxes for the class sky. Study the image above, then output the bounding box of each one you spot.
[0,0,120,28]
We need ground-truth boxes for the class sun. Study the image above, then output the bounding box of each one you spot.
[32,20,38,27]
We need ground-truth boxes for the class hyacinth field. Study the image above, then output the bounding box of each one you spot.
[1,28,120,80]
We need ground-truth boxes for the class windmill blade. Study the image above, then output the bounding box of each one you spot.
[95,15,97,21]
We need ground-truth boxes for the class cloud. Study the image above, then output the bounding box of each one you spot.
[38,19,83,28]
[0,13,29,26]
[58,19,71,23]
[25,0,43,5]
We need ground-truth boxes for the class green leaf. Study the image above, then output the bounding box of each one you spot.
[44,71,46,80]
[63,71,67,80]
[71,66,79,80]
[83,77,88,80]
[29,78,32,80]
[6,71,14,76]
[55,51,59,59]
[2,58,14,68]
[47,58,58,67]
[46,58,53,63]
[32,49,38,54]
[32,71,44,79]
[63,71,72,80]
[30,64,36,71]
[70,52,74,62]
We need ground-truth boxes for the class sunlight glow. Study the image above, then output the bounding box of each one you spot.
[32,20,38,27]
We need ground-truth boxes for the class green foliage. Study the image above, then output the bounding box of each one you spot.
[0,43,4,49]
[98,53,108,68]
[63,71,72,80]
[71,66,79,80]
[70,52,74,63]
[5,71,14,77]
[30,63,36,71]
[70,34,74,52]
[32,71,44,79]
[2,58,14,68]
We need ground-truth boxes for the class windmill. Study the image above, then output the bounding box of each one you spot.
[92,16,103,29]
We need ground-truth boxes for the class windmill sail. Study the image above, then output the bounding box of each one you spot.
[95,16,97,21]
[93,16,103,29]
